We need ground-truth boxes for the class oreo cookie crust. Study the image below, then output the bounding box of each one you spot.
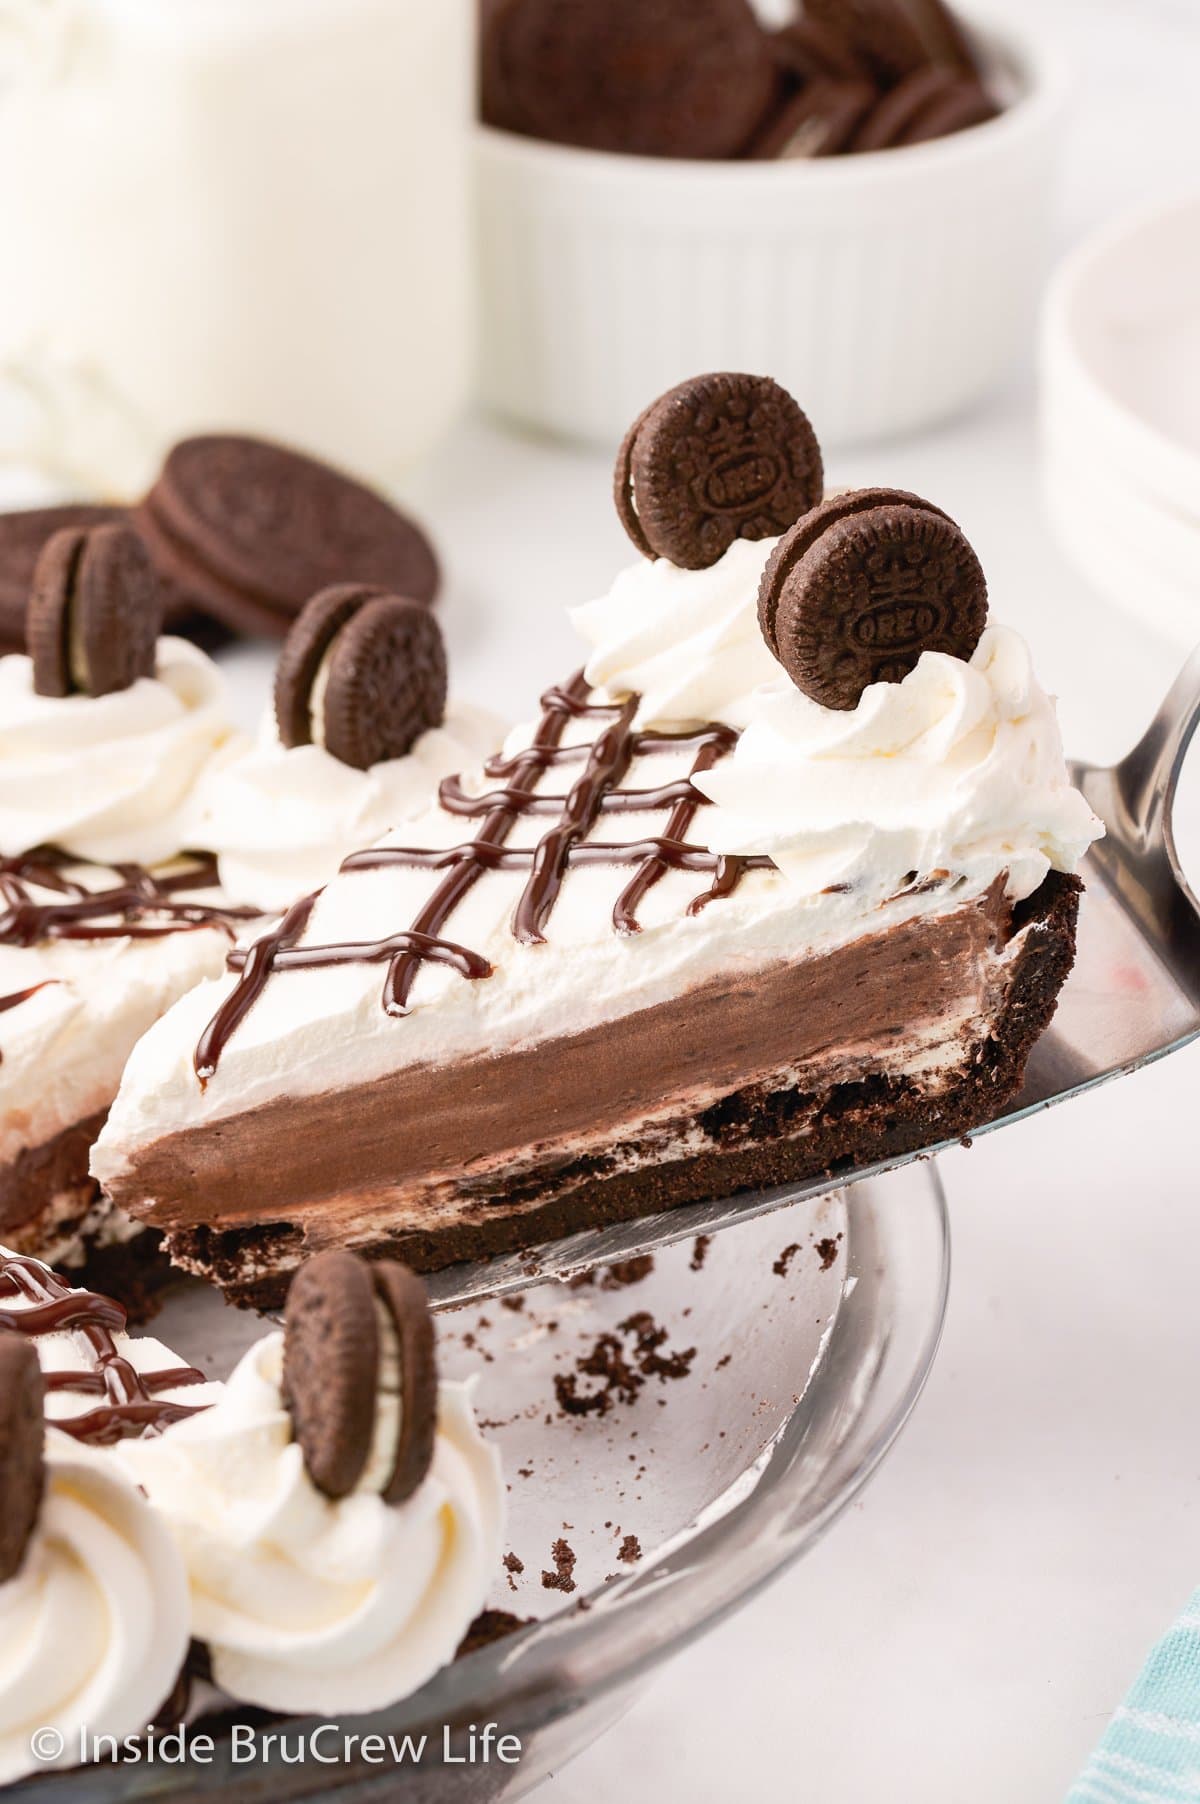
[26,523,162,699]
[615,373,824,569]
[283,1252,438,1506]
[758,487,988,708]
[482,0,779,160]
[0,1335,45,1584]
[138,436,440,639]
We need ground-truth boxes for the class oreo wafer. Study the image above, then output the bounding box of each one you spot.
[615,373,824,569]
[482,0,779,161]
[137,436,440,641]
[757,487,988,709]
[0,1335,45,1584]
[27,522,162,699]
[283,1251,437,1506]
[275,583,448,770]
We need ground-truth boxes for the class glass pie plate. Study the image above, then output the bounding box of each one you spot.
[10,1162,948,1803]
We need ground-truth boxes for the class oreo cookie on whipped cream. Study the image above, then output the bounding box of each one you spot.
[196,585,503,912]
[94,372,1102,1307]
[0,552,254,1288]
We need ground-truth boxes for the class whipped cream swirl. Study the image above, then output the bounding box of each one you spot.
[695,624,1104,903]
[118,1332,504,1715]
[571,536,781,730]
[0,1434,191,1784]
[199,702,504,912]
[0,638,242,865]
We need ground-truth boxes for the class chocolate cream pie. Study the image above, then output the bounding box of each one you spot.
[93,377,1104,1306]
[0,525,255,1287]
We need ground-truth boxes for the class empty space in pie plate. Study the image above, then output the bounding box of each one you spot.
[134,1164,947,1800]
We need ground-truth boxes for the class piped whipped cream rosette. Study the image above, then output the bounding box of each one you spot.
[196,583,503,912]
[0,1254,206,1784]
[118,1253,505,1715]
[0,522,253,1277]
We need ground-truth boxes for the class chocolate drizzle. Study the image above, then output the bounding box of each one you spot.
[194,673,771,1080]
[0,1249,209,1446]
[0,851,258,949]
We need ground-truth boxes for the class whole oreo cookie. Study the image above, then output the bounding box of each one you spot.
[283,1251,437,1505]
[0,503,128,647]
[0,1335,45,1584]
[27,523,162,699]
[615,374,824,569]
[757,487,988,709]
[748,78,876,158]
[482,0,779,160]
[805,0,930,85]
[900,76,997,144]
[275,584,448,770]
[137,436,440,640]
[850,65,958,151]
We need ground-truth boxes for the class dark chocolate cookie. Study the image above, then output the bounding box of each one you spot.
[757,487,988,708]
[899,76,997,144]
[767,18,868,82]
[615,373,824,569]
[283,1251,381,1500]
[482,0,779,160]
[283,1251,437,1505]
[276,588,448,771]
[906,0,983,75]
[0,503,128,646]
[372,1263,438,1507]
[137,436,440,641]
[27,522,162,699]
[850,65,958,151]
[805,0,930,85]
[0,1335,45,1584]
[748,78,877,158]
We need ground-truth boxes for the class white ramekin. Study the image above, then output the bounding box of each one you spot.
[475,13,1065,449]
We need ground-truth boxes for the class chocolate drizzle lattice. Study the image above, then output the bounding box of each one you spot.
[195,672,771,1081]
[0,851,257,948]
[0,1249,210,1446]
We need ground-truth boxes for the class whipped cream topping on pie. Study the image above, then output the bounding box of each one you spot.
[118,1332,504,1715]
[0,638,243,867]
[0,1435,192,1785]
[695,623,1103,904]
[198,700,503,913]
[571,536,782,730]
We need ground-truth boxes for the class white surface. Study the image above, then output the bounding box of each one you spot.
[375,6,1197,1796]
[476,14,1063,448]
[1042,190,1200,645]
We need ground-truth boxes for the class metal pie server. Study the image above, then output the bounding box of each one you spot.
[425,650,1200,1310]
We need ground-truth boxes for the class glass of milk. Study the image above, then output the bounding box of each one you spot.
[0,0,472,495]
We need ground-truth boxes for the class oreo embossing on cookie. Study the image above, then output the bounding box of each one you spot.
[757,487,988,708]
[614,373,824,568]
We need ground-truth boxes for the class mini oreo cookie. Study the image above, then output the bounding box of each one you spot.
[0,1335,45,1584]
[850,65,958,151]
[27,523,162,699]
[748,78,876,159]
[482,0,779,161]
[615,374,824,569]
[283,1251,437,1506]
[0,503,128,646]
[137,436,440,641]
[275,584,447,770]
[805,0,930,85]
[757,487,988,709]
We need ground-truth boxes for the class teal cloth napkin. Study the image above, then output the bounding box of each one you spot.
[1068,1588,1200,1802]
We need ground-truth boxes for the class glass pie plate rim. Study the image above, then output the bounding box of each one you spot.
[15,1161,949,1802]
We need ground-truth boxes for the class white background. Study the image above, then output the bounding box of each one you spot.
[341,1,1200,1798]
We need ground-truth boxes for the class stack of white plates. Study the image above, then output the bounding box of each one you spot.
[1042,192,1200,648]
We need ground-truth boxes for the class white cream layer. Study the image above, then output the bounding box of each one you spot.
[0,639,244,867]
[198,702,504,913]
[118,1333,504,1716]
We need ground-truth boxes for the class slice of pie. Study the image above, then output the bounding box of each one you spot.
[93,379,1103,1306]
